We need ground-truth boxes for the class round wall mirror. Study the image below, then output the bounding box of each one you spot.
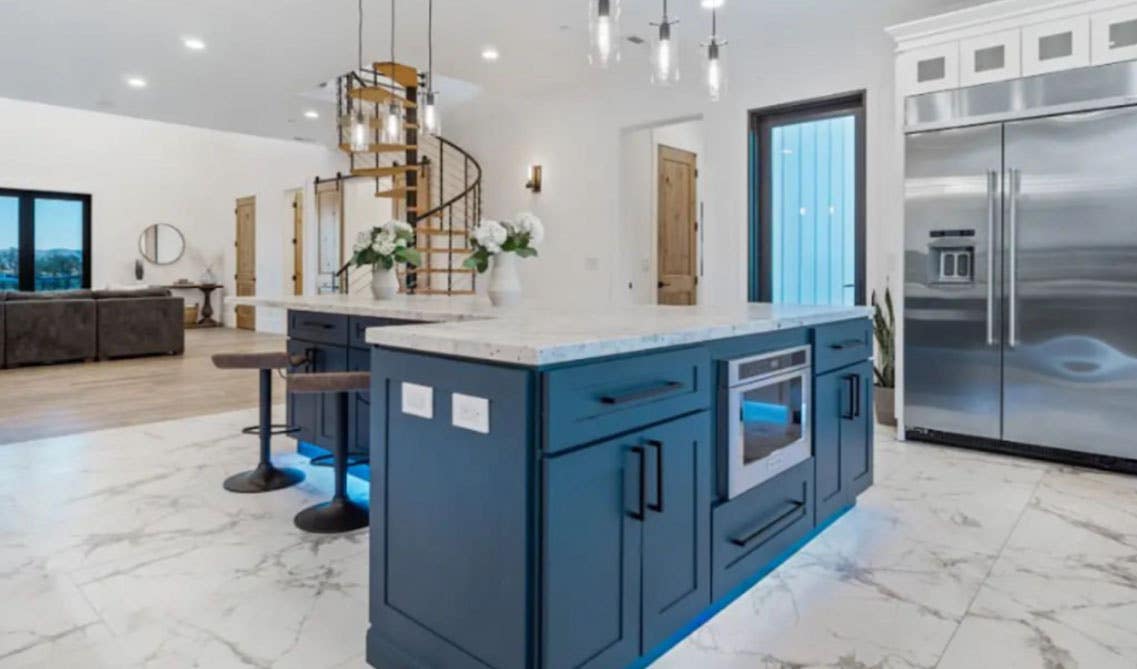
[138,223,186,265]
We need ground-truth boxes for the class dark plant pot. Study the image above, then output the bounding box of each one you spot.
[875,386,897,427]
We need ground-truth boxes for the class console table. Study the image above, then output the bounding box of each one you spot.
[163,283,222,328]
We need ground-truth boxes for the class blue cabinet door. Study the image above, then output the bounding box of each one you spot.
[641,412,712,652]
[544,434,643,669]
[814,361,873,522]
[347,348,370,456]
[286,339,317,444]
[286,339,348,450]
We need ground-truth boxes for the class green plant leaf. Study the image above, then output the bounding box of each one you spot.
[515,247,537,258]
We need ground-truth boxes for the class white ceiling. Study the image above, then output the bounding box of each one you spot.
[0,0,991,143]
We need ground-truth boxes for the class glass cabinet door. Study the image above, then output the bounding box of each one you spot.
[1022,16,1091,76]
[960,30,1021,86]
[1093,5,1137,65]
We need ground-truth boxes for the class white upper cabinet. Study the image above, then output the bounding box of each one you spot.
[960,30,1023,86]
[900,42,960,96]
[1092,4,1137,65]
[1022,16,1091,76]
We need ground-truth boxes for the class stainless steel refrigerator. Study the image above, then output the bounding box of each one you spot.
[904,62,1137,471]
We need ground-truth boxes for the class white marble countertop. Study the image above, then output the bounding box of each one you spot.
[227,294,870,366]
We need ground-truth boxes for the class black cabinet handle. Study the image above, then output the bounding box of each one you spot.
[729,499,806,548]
[629,446,646,521]
[600,381,683,406]
[647,439,664,513]
[829,338,865,351]
[842,375,857,420]
[853,374,862,418]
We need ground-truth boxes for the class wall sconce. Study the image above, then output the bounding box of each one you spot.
[525,165,543,193]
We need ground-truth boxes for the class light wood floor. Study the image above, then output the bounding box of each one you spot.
[0,328,287,444]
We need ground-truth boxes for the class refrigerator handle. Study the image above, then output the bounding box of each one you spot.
[986,170,998,346]
[1008,168,1020,349]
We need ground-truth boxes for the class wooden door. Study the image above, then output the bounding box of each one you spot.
[235,196,256,330]
[657,145,698,305]
[292,191,304,295]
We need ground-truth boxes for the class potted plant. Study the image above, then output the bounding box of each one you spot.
[872,286,897,427]
[351,220,421,300]
[463,212,545,306]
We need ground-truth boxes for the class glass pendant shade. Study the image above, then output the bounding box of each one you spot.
[347,109,369,151]
[651,21,679,86]
[382,102,404,144]
[422,91,441,136]
[588,0,621,68]
[706,41,726,101]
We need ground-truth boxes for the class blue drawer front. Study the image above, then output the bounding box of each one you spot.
[813,319,872,374]
[711,458,815,601]
[348,316,419,349]
[288,310,348,346]
[542,347,711,453]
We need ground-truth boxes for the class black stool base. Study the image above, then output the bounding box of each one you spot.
[294,498,369,534]
[223,463,305,494]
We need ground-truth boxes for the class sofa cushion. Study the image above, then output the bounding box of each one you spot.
[93,288,172,300]
[5,289,94,301]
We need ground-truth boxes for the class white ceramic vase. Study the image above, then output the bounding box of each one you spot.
[488,252,522,307]
[371,265,399,300]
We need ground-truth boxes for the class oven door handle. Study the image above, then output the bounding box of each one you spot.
[729,499,807,548]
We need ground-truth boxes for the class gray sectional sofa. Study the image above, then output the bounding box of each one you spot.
[0,288,184,368]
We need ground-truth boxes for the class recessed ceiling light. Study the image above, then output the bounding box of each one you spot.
[183,37,206,51]
[303,110,320,119]
[125,76,148,88]
[701,0,725,7]
[481,46,500,62]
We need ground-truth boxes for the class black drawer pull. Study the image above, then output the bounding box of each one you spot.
[729,499,806,548]
[600,381,684,406]
[829,338,865,351]
[302,320,335,330]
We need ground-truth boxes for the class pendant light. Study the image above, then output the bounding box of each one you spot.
[346,0,370,152]
[588,0,621,68]
[704,6,727,101]
[650,0,679,86]
[381,0,405,144]
[422,0,441,136]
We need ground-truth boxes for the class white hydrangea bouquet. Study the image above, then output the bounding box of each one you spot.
[351,220,422,299]
[463,212,544,306]
[351,220,421,270]
[462,212,545,273]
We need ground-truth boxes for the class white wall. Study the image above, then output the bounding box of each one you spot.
[445,2,914,309]
[0,97,344,331]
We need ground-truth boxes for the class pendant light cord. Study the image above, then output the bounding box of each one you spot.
[357,0,363,72]
[427,0,433,92]
[390,0,396,67]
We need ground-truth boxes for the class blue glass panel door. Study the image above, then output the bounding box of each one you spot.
[33,198,85,290]
[0,197,16,290]
[770,115,856,306]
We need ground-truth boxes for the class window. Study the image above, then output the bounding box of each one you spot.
[0,188,91,291]
[749,93,865,306]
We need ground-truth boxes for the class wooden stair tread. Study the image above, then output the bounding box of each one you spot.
[376,187,416,198]
[340,143,417,154]
[349,86,417,108]
[368,118,418,130]
[372,62,420,88]
[350,165,424,178]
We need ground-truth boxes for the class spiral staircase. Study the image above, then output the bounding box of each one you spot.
[335,62,480,296]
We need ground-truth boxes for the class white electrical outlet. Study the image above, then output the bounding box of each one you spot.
[452,393,490,434]
[401,382,434,419]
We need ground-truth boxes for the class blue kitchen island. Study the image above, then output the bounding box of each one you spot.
[358,298,874,669]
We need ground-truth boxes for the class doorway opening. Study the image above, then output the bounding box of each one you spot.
[749,92,866,306]
[617,117,703,306]
[0,187,91,291]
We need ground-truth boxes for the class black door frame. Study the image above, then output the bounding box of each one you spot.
[0,187,92,291]
[748,91,866,305]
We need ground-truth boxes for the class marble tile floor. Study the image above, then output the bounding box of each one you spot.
[1,410,1135,668]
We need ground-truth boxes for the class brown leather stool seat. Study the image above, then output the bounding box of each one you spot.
[212,350,306,493]
[212,351,304,370]
[287,372,371,534]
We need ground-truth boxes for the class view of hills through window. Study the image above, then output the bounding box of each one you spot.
[0,192,88,291]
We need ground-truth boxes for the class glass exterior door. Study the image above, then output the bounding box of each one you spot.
[0,189,90,291]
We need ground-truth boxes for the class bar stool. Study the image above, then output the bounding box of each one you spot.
[287,371,370,534]
[212,351,307,493]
